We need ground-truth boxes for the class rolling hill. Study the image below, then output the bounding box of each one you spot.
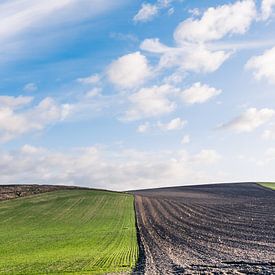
[0,188,138,274]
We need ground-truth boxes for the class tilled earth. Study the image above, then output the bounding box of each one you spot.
[133,183,275,274]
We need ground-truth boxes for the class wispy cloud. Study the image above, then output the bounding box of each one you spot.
[0,0,125,61]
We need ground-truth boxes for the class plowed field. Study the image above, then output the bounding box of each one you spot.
[133,183,275,274]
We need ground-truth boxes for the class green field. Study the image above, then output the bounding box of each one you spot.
[259,182,275,190]
[0,189,138,274]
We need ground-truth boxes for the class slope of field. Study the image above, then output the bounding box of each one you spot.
[0,185,85,201]
[133,183,275,274]
[0,189,138,274]
[259,182,275,190]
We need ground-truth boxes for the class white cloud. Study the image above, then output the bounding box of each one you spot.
[133,0,174,23]
[157,117,187,131]
[20,144,46,155]
[162,45,230,73]
[140,0,259,75]
[137,122,151,133]
[261,0,275,20]
[174,0,256,44]
[0,0,123,42]
[262,127,275,139]
[133,3,159,22]
[141,38,171,53]
[181,82,221,104]
[164,72,185,84]
[141,38,231,73]
[219,107,275,132]
[23,83,38,92]
[0,97,71,142]
[0,145,221,190]
[0,0,125,62]
[137,117,187,132]
[0,96,33,109]
[193,149,221,164]
[246,46,275,84]
[107,52,151,88]
[77,74,100,85]
[0,0,74,41]
[124,84,177,121]
[181,135,190,144]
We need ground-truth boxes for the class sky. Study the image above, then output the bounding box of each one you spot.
[1,0,275,190]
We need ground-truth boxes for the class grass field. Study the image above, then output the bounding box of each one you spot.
[0,189,138,274]
[259,182,275,190]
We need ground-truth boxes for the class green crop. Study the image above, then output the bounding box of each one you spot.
[259,182,275,190]
[0,189,138,274]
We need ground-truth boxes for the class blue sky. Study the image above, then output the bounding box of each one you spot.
[1,0,275,190]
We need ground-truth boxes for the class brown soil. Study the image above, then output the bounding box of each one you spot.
[132,183,275,274]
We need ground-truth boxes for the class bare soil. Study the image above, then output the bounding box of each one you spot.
[132,183,275,274]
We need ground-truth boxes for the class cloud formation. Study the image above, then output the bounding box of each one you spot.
[181,82,221,104]
[124,85,177,121]
[0,0,122,42]
[219,108,275,132]
[133,0,174,22]
[246,46,275,84]
[0,96,71,142]
[0,145,221,190]
[137,117,187,133]
[107,52,152,88]
[261,0,275,20]
[174,0,256,44]
[141,39,230,74]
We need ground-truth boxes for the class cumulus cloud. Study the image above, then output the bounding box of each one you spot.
[133,3,159,22]
[174,0,256,44]
[141,38,230,74]
[137,117,187,132]
[107,52,152,88]
[124,85,177,121]
[218,108,275,132]
[181,82,222,104]
[246,46,275,84]
[140,0,259,75]
[0,96,71,142]
[260,0,275,20]
[133,0,174,22]
[157,117,187,131]
[0,145,221,190]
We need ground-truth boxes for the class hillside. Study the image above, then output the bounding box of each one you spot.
[0,189,138,274]
[0,185,85,201]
